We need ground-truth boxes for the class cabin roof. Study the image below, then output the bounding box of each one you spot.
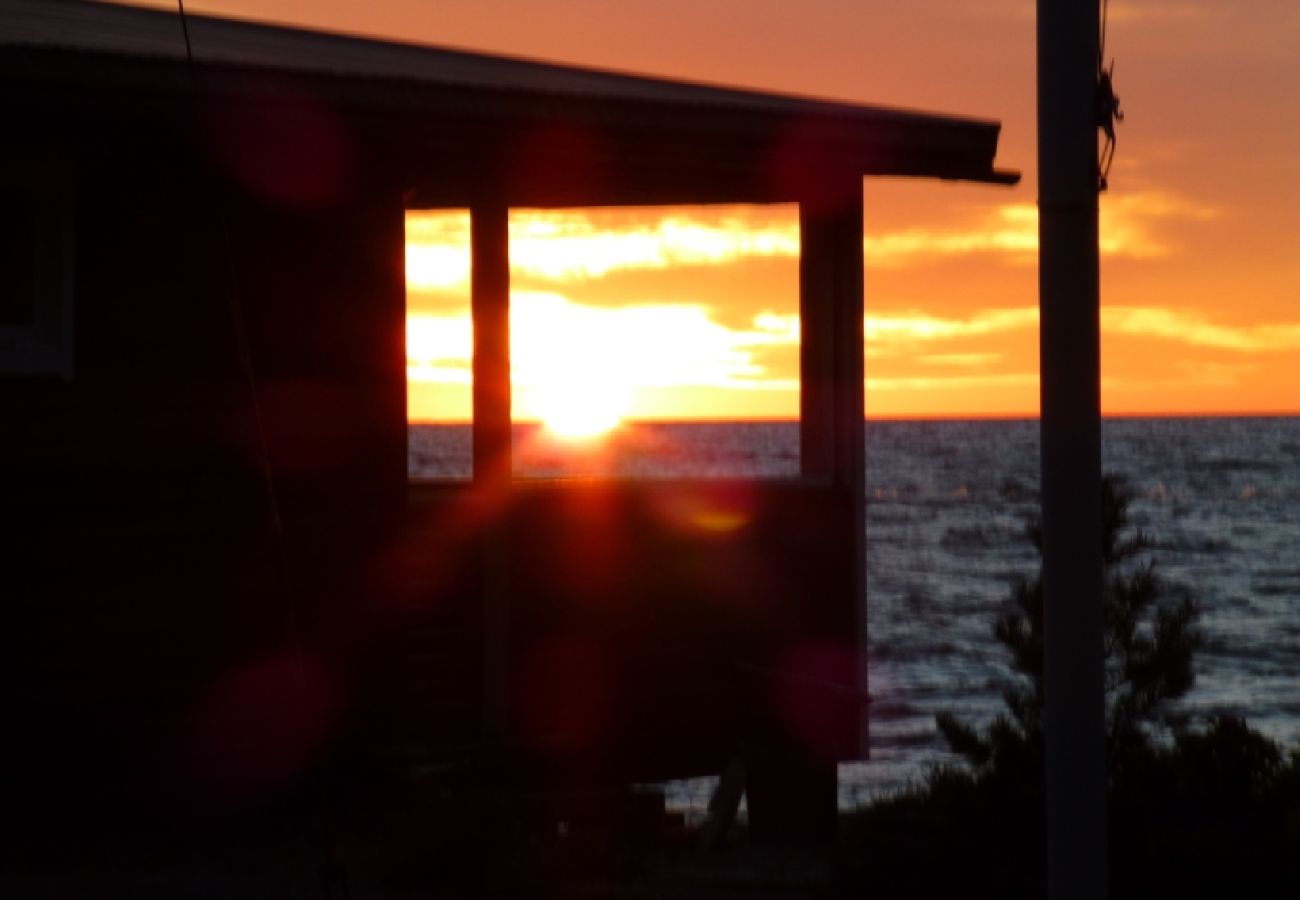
[0,0,1017,195]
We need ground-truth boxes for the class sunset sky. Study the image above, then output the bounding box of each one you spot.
[127,0,1298,419]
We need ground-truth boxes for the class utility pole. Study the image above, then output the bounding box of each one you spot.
[1037,0,1107,897]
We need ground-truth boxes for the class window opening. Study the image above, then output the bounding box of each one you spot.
[405,204,801,481]
[508,205,801,479]
[406,209,472,480]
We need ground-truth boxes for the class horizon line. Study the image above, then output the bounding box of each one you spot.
[409,409,1300,426]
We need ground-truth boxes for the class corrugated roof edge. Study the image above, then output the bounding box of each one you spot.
[1,0,1018,184]
[0,1,997,127]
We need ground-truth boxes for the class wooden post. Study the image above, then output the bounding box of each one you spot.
[745,178,865,848]
[1038,0,1107,896]
[800,178,867,752]
[472,201,512,737]
[472,202,512,487]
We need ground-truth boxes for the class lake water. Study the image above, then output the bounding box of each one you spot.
[409,417,1300,810]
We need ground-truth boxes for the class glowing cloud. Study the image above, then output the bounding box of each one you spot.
[406,194,1216,291]
[406,212,472,290]
[919,352,1004,367]
[865,207,1038,265]
[867,373,1038,392]
[406,293,801,421]
[864,191,1218,267]
[406,313,471,384]
[510,291,774,392]
[749,312,801,345]
[1098,191,1219,257]
[864,307,1039,342]
[509,210,800,281]
[1102,307,1300,352]
[406,207,800,291]
[857,304,1300,356]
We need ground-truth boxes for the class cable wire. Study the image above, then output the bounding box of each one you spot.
[174,0,296,642]
[174,5,337,896]
[177,0,195,69]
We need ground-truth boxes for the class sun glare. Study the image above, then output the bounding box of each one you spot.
[511,291,636,439]
[533,376,631,440]
[405,206,804,426]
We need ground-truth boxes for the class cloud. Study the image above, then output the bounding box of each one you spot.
[747,312,801,345]
[409,303,1042,386]
[864,307,1038,342]
[865,192,1218,268]
[407,286,1300,420]
[1098,192,1219,257]
[406,312,471,384]
[867,373,1038,392]
[918,352,1003,367]
[406,190,1218,289]
[1102,307,1300,352]
[406,212,471,290]
[860,303,1300,356]
[509,210,800,280]
[406,294,805,399]
[406,207,801,290]
[510,291,767,389]
[865,208,1037,265]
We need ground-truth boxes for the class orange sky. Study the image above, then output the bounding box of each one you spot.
[127,0,1300,419]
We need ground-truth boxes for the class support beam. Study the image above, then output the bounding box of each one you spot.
[800,178,867,752]
[1037,0,1107,897]
[472,202,512,486]
[746,177,865,848]
[800,182,866,494]
[472,201,511,736]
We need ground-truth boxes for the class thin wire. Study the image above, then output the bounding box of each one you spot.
[177,0,195,69]
[174,12,342,897]
[174,0,297,646]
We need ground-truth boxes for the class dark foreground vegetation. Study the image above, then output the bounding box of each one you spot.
[841,476,1300,898]
[7,478,1297,898]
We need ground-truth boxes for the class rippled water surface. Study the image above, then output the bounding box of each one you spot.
[411,417,1300,808]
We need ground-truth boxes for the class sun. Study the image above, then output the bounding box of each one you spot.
[510,291,639,440]
[532,374,632,440]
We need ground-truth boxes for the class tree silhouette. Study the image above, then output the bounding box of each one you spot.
[936,474,1200,781]
[842,474,1300,898]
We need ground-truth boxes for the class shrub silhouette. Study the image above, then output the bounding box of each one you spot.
[905,474,1300,898]
[935,473,1199,782]
[842,475,1300,897]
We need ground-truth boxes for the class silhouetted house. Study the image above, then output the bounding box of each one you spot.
[3,0,1013,834]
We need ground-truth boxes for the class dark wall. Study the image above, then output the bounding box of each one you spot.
[3,116,409,823]
[2,69,865,815]
[500,481,859,783]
